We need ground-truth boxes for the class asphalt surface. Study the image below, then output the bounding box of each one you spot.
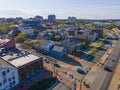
[90,37,120,90]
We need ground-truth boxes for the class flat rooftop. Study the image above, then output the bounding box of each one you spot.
[0,49,42,68]
[9,54,40,67]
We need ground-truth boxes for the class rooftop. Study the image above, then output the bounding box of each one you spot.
[0,39,9,47]
[9,54,40,68]
[0,58,15,69]
[52,45,64,53]
[41,39,53,45]
[0,49,42,68]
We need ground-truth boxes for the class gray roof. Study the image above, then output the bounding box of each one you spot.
[0,58,15,69]
[52,45,64,53]
[41,40,51,45]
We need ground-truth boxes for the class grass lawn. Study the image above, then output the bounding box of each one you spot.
[28,78,57,90]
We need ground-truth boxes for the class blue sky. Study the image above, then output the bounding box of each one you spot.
[0,0,120,19]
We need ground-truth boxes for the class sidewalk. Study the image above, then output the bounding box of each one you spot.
[108,59,120,90]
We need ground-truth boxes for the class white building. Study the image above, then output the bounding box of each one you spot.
[40,40,55,53]
[18,26,34,36]
[83,31,98,41]
[0,59,19,90]
[94,22,112,26]
[68,16,77,22]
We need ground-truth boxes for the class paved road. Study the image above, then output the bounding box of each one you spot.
[90,37,120,90]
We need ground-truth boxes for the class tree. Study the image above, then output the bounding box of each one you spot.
[82,41,88,48]
[15,32,26,43]
[58,24,67,29]
[32,40,40,50]
[54,35,61,41]
[90,22,97,29]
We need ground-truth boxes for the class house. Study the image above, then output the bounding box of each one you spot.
[0,39,16,50]
[50,45,67,58]
[43,32,54,40]
[0,58,19,90]
[1,50,43,82]
[74,35,88,43]
[40,40,55,53]
[92,29,103,38]
[61,36,76,53]
[22,20,40,27]
[82,31,98,41]
[8,30,21,39]
[88,32,98,41]
[18,26,34,36]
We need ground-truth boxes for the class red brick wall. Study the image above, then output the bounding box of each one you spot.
[0,40,16,49]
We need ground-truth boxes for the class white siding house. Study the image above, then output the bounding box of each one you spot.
[0,59,19,90]
[40,40,55,53]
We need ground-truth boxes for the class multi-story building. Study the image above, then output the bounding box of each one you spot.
[0,58,19,90]
[1,50,43,82]
[92,29,103,38]
[0,39,16,50]
[48,15,56,22]
[18,26,34,36]
[68,16,77,22]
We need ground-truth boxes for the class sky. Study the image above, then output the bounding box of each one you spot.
[0,0,120,19]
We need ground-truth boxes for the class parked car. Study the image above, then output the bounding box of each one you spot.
[104,66,113,72]
[54,63,60,68]
[77,68,86,74]
[44,58,50,63]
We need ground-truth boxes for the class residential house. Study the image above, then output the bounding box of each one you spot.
[74,35,88,43]
[82,31,98,41]
[92,29,103,38]
[50,45,67,58]
[0,39,16,50]
[8,30,21,39]
[61,36,76,53]
[0,58,19,90]
[40,40,55,53]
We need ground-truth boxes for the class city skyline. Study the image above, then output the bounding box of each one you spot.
[0,0,120,19]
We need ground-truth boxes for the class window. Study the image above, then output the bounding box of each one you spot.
[12,76,15,80]
[7,69,10,73]
[20,68,23,71]
[12,81,15,85]
[9,78,11,81]
[2,71,6,76]
[10,82,12,87]
[26,66,29,68]
[0,82,2,86]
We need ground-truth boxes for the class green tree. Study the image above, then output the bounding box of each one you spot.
[32,40,40,50]
[82,41,88,48]
[15,32,26,43]
[58,24,67,29]
[54,35,61,41]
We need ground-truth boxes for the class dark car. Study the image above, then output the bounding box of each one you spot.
[104,66,113,72]
[45,59,50,63]
[54,64,60,68]
[77,69,86,74]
